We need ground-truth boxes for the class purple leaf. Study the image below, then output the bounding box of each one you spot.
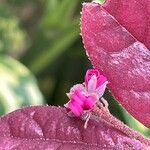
[81,2,150,128]
[0,106,149,149]
[103,0,150,49]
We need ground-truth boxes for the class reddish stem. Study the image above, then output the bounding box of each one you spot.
[92,106,150,146]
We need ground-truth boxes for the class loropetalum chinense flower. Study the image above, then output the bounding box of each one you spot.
[65,69,108,117]
[85,69,108,99]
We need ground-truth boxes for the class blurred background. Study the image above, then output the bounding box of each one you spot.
[0,0,150,136]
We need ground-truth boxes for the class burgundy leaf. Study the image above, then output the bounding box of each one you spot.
[0,106,149,149]
[103,0,150,49]
[81,2,150,128]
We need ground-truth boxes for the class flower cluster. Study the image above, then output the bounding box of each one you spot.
[64,69,108,116]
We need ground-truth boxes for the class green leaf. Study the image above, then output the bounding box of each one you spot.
[92,0,105,4]
[0,6,25,54]
[28,20,79,74]
[122,109,150,137]
[0,56,44,115]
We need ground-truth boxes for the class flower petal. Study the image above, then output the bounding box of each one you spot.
[84,96,96,109]
[87,75,97,92]
[97,75,107,88]
[67,84,85,99]
[96,81,108,98]
[68,101,83,117]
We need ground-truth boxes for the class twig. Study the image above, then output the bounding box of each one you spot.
[92,106,150,146]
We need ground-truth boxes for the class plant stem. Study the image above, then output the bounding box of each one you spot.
[92,106,150,146]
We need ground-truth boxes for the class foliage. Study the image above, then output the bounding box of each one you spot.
[0,106,149,149]
[0,56,44,115]
[0,5,25,54]
[81,0,150,135]
[0,0,150,137]
[0,1,44,115]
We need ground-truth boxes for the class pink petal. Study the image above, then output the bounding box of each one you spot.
[84,96,96,109]
[87,75,97,92]
[71,90,85,106]
[68,101,83,117]
[96,81,108,98]
[97,75,107,88]
[85,69,100,86]
[67,84,85,99]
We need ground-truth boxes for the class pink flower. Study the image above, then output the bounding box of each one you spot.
[65,84,96,116]
[85,69,108,98]
[65,69,108,117]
